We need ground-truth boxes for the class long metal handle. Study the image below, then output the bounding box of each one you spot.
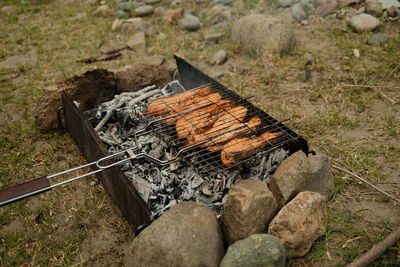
[0,177,51,206]
[0,149,134,207]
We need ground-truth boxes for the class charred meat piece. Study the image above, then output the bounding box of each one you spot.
[175,99,234,140]
[162,93,222,125]
[184,106,248,147]
[144,86,212,116]
[220,131,283,167]
[206,116,262,152]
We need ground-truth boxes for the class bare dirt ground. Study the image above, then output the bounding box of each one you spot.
[0,0,399,266]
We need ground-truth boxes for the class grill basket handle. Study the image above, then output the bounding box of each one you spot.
[0,177,51,206]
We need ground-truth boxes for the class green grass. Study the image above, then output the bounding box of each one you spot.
[1,0,399,266]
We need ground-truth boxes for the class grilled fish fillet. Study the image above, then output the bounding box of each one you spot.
[184,106,248,147]
[162,93,222,125]
[175,99,234,140]
[206,116,262,152]
[144,86,212,116]
[220,132,283,167]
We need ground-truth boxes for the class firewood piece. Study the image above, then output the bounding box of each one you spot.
[346,226,400,267]
[77,52,122,64]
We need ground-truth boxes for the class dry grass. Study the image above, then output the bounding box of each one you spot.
[0,0,399,266]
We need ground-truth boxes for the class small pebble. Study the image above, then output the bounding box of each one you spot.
[353,48,360,58]
[171,0,181,7]
[112,18,123,31]
[210,50,227,65]
[204,32,224,43]
[367,33,388,45]
[178,13,201,31]
[154,6,167,16]
[365,1,383,17]
[135,5,154,16]
[213,72,225,79]
[127,32,146,50]
[95,5,113,16]
[300,19,309,25]
[291,3,308,21]
[277,0,293,7]
[85,0,98,5]
[0,5,17,13]
[116,10,129,18]
[118,1,137,11]
[378,0,400,9]
[386,6,400,18]
[349,13,380,32]
[145,0,160,4]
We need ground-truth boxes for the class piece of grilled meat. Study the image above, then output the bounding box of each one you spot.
[184,106,248,147]
[162,93,222,125]
[144,86,212,116]
[220,132,283,167]
[175,99,234,140]
[206,116,262,152]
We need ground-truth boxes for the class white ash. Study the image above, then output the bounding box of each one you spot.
[84,81,289,219]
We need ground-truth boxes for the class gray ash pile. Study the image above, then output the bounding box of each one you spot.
[84,81,288,219]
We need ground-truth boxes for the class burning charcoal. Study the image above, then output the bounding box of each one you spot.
[120,162,132,171]
[258,155,267,173]
[212,180,222,193]
[181,186,194,200]
[190,175,204,189]
[95,106,103,119]
[196,194,221,205]
[202,185,213,196]
[133,177,152,203]
[151,199,178,218]
[165,151,181,172]
[150,167,161,183]
[148,145,164,159]
[172,187,183,198]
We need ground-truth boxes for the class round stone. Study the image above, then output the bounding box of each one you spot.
[220,234,286,267]
[367,33,388,45]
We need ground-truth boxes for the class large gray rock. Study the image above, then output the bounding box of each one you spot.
[349,13,380,32]
[220,234,286,267]
[221,180,278,245]
[231,14,296,57]
[271,150,334,203]
[268,191,327,258]
[124,202,224,267]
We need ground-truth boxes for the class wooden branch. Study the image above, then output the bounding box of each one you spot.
[332,165,400,203]
[340,84,400,90]
[346,226,400,267]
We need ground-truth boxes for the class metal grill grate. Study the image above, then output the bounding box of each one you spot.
[134,81,307,179]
